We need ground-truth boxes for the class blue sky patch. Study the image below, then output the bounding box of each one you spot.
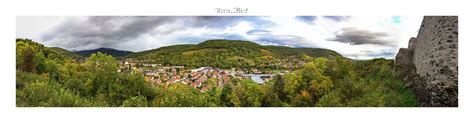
[391,16,401,24]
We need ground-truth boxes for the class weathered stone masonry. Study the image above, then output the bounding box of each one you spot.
[395,16,458,107]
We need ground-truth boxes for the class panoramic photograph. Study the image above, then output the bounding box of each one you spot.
[15,16,458,107]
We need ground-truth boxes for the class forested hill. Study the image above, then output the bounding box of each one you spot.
[124,39,343,69]
[74,48,133,57]
[48,47,84,59]
[16,38,84,61]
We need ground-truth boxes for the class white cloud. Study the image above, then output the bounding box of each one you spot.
[16,16,65,42]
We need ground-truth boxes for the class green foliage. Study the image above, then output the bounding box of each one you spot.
[217,79,265,107]
[264,46,342,58]
[227,89,242,107]
[272,74,286,103]
[268,58,335,106]
[203,85,223,106]
[152,83,208,107]
[17,43,36,72]
[303,58,333,98]
[16,40,158,106]
[220,83,235,106]
[260,81,282,107]
[16,38,418,107]
[16,71,48,89]
[16,38,80,73]
[291,90,312,107]
[266,57,418,107]
[315,58,418,107]
[121,95,149,107]
[16,79,94,107]
[233,79,263,107]
[34,51,47,73]
[283,74,298,102]
[317,91,344,107]
[17,51,158,106]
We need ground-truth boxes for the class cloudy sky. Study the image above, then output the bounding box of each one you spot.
[16,16,423,59]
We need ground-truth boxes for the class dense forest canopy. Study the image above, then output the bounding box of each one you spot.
[16,38,418,107]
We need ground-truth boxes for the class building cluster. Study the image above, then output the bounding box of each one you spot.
[119,60,279,92]
[260,56,306,70]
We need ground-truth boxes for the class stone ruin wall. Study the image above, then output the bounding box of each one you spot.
[394,37,416,80]
[395,16,458,107]
[414,16,458,83]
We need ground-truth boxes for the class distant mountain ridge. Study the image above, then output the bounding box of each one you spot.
[74,48,133,57]
[48,47,85,59]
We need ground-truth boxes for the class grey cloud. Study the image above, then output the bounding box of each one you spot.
[41,16,269,51]
[263,35,309,47]
[295,16,317,25]
[342,49,396,59]
[246,30,272,35]
[42,16,175,50]
[363,50,395,57]
[323,16,350,22]
[191,16,255,28]
[176,33,249,45]
[327,27,396,46]
[247,30,313,47]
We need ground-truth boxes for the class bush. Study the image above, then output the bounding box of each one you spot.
[121,96,149,107]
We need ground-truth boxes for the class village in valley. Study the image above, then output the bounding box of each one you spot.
[118,59,294,92]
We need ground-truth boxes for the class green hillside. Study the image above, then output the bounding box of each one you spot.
[264,46,342,58]
[125,39,342,69]
[16,39,82,61]
[48,47,84,59]
[74,48,133,58]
